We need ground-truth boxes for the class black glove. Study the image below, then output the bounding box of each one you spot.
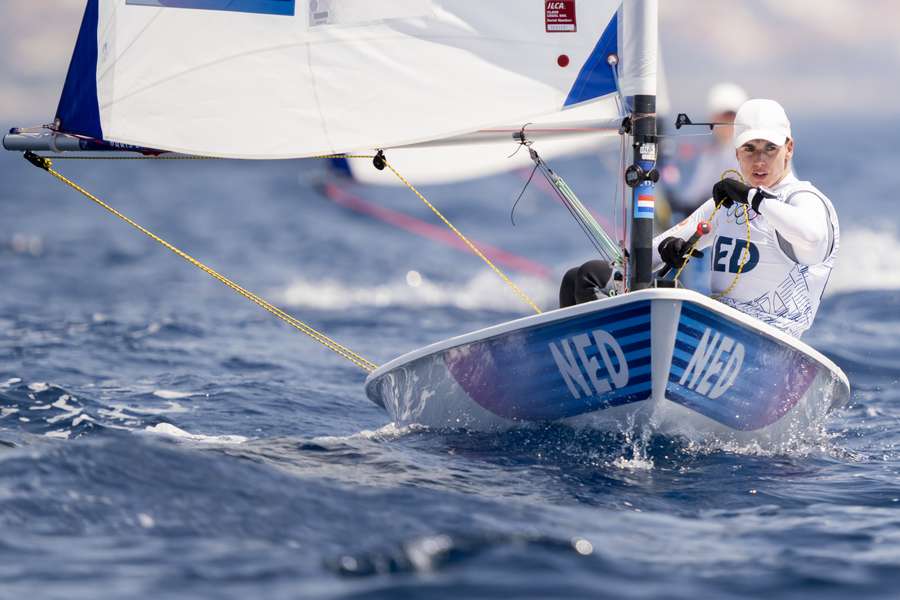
[658,236,703,269]
[712,178,774,212]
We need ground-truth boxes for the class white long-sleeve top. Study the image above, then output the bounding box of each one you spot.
[652,172,840,337]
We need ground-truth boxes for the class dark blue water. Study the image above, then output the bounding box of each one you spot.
[2,121,899,599]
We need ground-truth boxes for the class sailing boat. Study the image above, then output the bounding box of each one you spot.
[4,0,849,445]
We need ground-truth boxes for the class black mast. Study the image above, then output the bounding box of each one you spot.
[620,0,659,291]
[627,94,658,290]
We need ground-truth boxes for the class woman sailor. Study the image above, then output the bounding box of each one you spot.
[654,98,839,337]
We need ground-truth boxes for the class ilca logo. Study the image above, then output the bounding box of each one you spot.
[678,327,745,399]
[549,330,629,399]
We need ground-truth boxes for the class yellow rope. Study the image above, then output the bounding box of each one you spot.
[45,150,542,316]
[673,169,751,299]
[317,153,542,315]
[381,159,542,315]
[25,152,378,373]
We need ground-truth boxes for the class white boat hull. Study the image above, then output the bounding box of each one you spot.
[365,289,850,445]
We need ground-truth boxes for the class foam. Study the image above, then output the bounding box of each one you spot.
[611,424,656,470]
[612,455,655,471]
[1,378,22,389]
[278,271,556,311]
[680,427,836,458]
[144,423,248,445]
[117,401,189,415]
[152,390,193,400]
[311,422,425,445]
[828,227,900,293]
[98,400,188,427]
[137,513,155,529]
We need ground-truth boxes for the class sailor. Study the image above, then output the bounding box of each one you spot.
[655,98,840,336]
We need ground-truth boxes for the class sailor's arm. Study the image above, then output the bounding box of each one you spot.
[757,192,832,264]
[651,199,717,271]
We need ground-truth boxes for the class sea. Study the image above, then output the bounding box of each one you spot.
[2,120,899,599]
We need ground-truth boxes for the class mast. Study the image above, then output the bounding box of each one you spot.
[621,0,659,290]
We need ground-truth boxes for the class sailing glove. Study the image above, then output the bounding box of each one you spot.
[712,178,775,213]
[658,236,703,269]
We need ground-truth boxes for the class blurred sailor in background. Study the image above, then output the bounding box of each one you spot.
[669,83,749,215]
[659,83,748,292]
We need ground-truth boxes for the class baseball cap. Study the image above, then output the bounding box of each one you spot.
[733,99,791,149]
[707,83,748,115]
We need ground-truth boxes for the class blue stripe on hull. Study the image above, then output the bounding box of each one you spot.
[443,301,652,421]
[666,301,820,430]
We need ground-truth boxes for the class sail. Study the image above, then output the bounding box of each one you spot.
[340,25,670,186]
[55,0,626,159]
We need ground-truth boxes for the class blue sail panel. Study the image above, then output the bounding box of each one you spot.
[563,12,618,107]
[125,0,295,16]
[55,0,102,140]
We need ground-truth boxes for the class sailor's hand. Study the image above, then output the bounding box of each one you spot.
[658,236,703,269]
[712,178,774,212]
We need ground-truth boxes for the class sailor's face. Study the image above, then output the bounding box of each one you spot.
[736,138,794,188]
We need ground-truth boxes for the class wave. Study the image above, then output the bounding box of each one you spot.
[0,380,105,439]
[828,227,900,293]
[143,423,248,445]
[277,270,557,311]
[311,422,426,445]
[1,379,208,441]
[327,531,595,577]
[274,226,898,312]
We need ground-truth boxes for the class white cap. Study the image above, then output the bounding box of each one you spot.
[707,82,748,115]
[733,99,792,149]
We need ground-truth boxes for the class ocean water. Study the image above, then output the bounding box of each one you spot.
[2,120,899,599]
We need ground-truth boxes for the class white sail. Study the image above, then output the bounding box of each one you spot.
[341,32,670,186]
[56,0,629,159]
[341,100,625,185]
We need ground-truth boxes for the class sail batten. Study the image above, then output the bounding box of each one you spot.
[55,1,632,159]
